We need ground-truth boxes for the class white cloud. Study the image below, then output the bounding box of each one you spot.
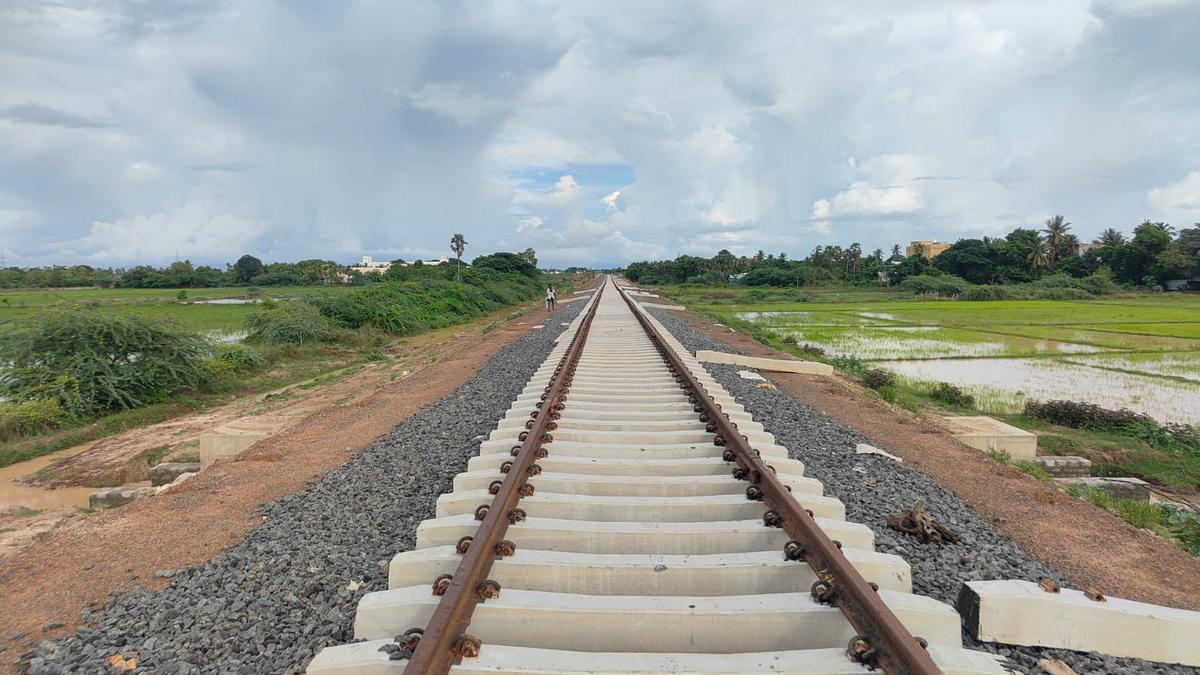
[405,83,508,125]
[62,190,267,262]
[1149,171,1200,221]
[602,190,620,210]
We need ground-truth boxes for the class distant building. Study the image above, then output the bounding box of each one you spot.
[906,240,952,258]
[1077,242,1102,256]
[350,255,391,275]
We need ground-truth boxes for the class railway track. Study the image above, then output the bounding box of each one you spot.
[308,277,1006,674]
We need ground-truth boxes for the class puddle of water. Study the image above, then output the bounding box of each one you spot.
[188,298,259,305]
[207,330,248,344]
[884,357,1200,425]
[0,442,97,511]
[1065,352,1200,383]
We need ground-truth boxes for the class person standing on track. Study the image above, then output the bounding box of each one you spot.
[545,285,557,311]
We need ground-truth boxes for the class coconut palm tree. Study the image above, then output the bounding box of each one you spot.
[1094,228,1125,248]
[1027,240,1049,271]
[1042,215,1071,263]
[890,244,902,259]
[450,233,467,281]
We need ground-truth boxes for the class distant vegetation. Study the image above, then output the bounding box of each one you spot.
[625,218,1200,295]
[0,250,564,465]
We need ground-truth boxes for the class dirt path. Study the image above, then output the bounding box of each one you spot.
[0,300,574,670]
[666,306,1200,612]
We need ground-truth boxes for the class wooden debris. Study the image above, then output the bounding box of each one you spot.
[886,503,960,543]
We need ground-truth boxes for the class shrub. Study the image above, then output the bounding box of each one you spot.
[1024,400,1154,432]
[0,399,68,441]
[962,285,1009,301]
[831,355,866,374]
[1014,460,1055,485]
[801,343,826,357]
[782,335,798,346]
[929,382,974,408]
[741,267,796,287]
[244,302,336,344]
[901,274,969,297]
[471,252,538,277]
[0,308,211,415]
[863,368,895,390]
[877,385,897,402]
[213,343,264,372]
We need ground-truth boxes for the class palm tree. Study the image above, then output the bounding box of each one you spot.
[1027,240,1048,271]
[1042,215,1071,264]
[1095,228,1125,248]
[450,233,467,281]
[890,244,902,259]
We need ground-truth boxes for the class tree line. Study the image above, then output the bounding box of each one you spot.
[624,217,1200,289]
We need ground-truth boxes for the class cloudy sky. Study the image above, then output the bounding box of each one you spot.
[1,1,1198,268]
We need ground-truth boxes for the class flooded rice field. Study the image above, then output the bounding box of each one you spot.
[733,302,1200,426]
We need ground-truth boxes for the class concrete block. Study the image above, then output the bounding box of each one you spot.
[1032,455,1091,478]
[1058,476,1150,501]
[855,443,902,463]
[959,579,1200,667]
[942,416,1037,460]
[88,485,156,509]
[198,432,269,469]
[641,302,686,310]
[150,462,201,486]
[695,350,834,376]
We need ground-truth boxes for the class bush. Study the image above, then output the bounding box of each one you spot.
[801,343,827,357]
[962,285,1009,301]
[0,308,211,415]
[741,267,796,287]
[0,399,68,441]
[1025,399,1200,454]
[877,385,897,402]
[863,368,895,390]
[213,343,264,372]
[929,382,975,408]
[471,252,538,277]
[244,302,336,344]
[901,274,969,297]
[1024,399,1154,432]
[831,355,866,374]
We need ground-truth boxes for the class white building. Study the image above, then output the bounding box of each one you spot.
[350,255,391,275]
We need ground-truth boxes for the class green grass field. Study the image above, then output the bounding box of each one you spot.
[0,285,354,334]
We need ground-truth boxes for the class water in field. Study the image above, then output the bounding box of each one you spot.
[769,326,1104,360]
[733,301,1200,425]
[886,358,1200,425]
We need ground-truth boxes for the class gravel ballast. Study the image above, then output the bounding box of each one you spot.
[648,307,1197,675]
[23,302,585,674]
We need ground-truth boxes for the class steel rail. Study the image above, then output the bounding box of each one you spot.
[614,283,942,675]
[401,282,605,674]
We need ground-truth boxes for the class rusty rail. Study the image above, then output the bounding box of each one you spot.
[614,283,942,675]
[400,283,604,674]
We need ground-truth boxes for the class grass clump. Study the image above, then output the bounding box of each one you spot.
[863,368,896,390]
[245,301,336,344]
[0,399,68,441]
[1066,485,1200,556]
[929,382,975,408]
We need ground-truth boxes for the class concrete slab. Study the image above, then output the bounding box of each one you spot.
[88,485,156,509]
[198,431,270,468]
[435,489,846,521]
[855,443,902,463]
[150,462,201,486]
[695,350,834,376]
[414,514,875,554]
[941,416,1037,460]
[1033,455,1091,478]
[309,642,1008,674]
[959,579,1200,667]
[354,586,964,650]
[1058,476,1150,500]
[641,303,686,310]
[388,545,912,594]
